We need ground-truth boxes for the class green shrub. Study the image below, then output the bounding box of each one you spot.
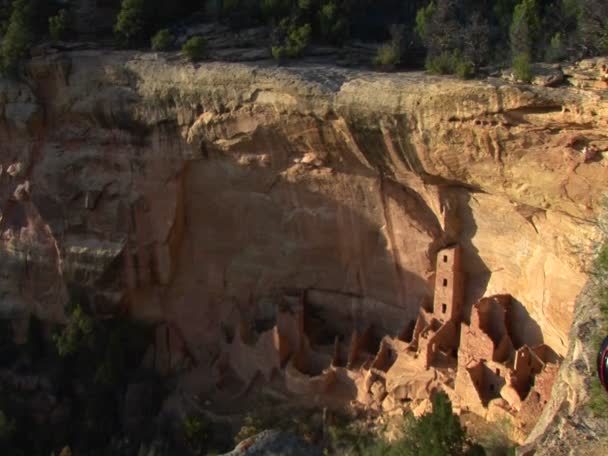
[271,45,286,61]
[589,237,608,417]
[426,51,455,75]
[53,304,94,357]
[222,0,241,15]
[468,417,515,455]
[374,24,404,69]
[425,49,474,78]
[261,0,290,21]
[272,21,311,61]
[0,410,15,453]
[183,415,209,453]
[374,44,399,67]
[318,0,349,44]
[596,241,608,318]
[589,375,608,417]
[0,410,14,441]
[509,0,540,57]
[287,22,312,56]
[545,32,567,62]
[562,0,580,20]
[348,391,483,455]
[585,200,608,417]
[415,1,436,42]
[234,414,263,444]
[298,0,312,10]
[577,0,608,54]
[512,51,532,83]
[151,28,172,51]
[181,36,207,61]
[455,58,474,79]
[326,414,381,455]
[1,0,34,73]
[48,8,68,42]
[390,392,469,455]
[114,0,145,46]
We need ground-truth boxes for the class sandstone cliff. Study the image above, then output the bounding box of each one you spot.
[1,50,607,450]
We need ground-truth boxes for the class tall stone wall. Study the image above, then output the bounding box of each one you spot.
[433,246,464,323]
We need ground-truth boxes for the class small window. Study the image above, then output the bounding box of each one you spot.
[442,278,448,287]
[489,384,495,392]
[443,255,448,263]
[442,304,447,314]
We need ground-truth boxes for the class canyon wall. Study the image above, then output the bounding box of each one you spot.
[1,50,606,447]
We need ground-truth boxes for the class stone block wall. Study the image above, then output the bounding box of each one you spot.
[432,245,464,323]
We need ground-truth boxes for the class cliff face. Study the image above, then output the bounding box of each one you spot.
[1,50,606,445]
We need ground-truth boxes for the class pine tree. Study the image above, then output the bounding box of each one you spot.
[390,392,470,456]
[509,0,540,58]
[1,0,34,74]
[114,0,146,46]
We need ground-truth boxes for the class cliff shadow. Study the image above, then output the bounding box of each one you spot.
[506,297,544,349]
[170,155,435,359]
[450,188,492,324]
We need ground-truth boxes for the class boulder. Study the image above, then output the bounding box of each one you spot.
[221,430,323,456]
[7,162,24,177]
[531,64,564,87]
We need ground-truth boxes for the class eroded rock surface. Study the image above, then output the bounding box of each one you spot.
[1,50,607,446]
[220,430,323,456]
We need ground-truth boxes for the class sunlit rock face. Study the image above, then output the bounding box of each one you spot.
[0,51,606,439]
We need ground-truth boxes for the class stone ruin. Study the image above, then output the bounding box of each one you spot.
[209,245,559,438]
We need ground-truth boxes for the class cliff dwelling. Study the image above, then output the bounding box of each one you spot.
[1,41,606,454]
[201,245,560,438]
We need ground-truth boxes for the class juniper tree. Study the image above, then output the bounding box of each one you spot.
[1,0,34,73]
[509,0,540,58]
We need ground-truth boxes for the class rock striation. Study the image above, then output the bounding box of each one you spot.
[0,49,607,447]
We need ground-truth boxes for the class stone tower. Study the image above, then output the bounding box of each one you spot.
[432,245,464,323]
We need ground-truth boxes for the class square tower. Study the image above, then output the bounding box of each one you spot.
[433,245,464,323]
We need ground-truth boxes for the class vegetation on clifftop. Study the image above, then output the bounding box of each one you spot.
[0,0,606,76]
[182,35,208,60]
[588,203,608,418]
[1,0,34,73]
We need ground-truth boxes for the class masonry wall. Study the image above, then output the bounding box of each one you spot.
[482,361,507,401]
[276,307,304,359]
[347,326,377,368]
[512,346,544,397]
[459,318,494,367]
[293,336,332,376]
[411,310,432,349]
[494,335,514,363]
[371,340,396,372]
[454,363,485,413]
[476,295,510,346]
[425,320,458,368]
[227,328,281,384]
[432,246,464,323]
[285,362,336,395]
